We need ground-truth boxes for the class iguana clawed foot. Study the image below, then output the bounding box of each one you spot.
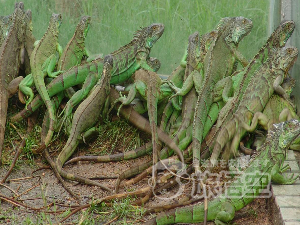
[279,164,291,173]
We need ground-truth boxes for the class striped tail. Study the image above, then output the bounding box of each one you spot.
[0,91,9,165]
[33,76,56,153]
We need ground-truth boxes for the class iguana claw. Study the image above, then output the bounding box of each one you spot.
[279,164,291,173]
[117,103,124,117]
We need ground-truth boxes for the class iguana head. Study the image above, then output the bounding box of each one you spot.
[135,23,164,49]
[11,1,26,41]
[218,17,253,45]
[272,47,298,74]
[277,21,295,47]
[0,14,13,37]
[103,54,113,71]
[49,13,62,33]
[273,119,300,149]
[77,16,91,39]
[147,57,161,72]
[186,31,201,66]
[24,10,33,34]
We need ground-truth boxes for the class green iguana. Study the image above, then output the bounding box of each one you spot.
[58,16,91,71]
[13,23,164,152]
[41,16,91,136]
[190,17,253,172]
[210,47,298,165]
[60,23,164,129]
[19,13,63,153]
[0,2,26,164]
[201,20,295,160]
[159,31,217,162]
[240,77,300,152]
[146,119,300,224]
[55,54,114,190]
[11,55,162,125]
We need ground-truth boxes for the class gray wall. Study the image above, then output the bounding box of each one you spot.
[269,0,300,114]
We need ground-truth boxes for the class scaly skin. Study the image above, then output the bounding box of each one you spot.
[22,10,36,75]
[41,16,91,134]
[11,56,162,124]
[261,77,298,130]
[0,14,12,46]
[0,2,26,164]
[192,17,253,171]
[19,13,63,153]
[210,47,298,165]
[201,20,296,160]
[55,55,113,190]
[65,87,183,164]
[115,69,185,182]
[241,77,300,152]
[60,23,165,128]
[159,31,217,162]
[147,119,300,224]
[114,29,226,185]
[58,16,91,71]
[13,23,165,150]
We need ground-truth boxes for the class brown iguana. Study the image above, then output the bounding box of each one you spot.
[18,13,63,154]
[113,68,185,183]
[22,9,36,74]
[55,55,114,190]
[0,2,26,164]
[18,9,36,103]
[201,20,296,161]
[0,14,12,46]
[210,47,298,165]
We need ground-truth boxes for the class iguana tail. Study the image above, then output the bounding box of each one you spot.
[210,118,238,165]
[110,88,184,163]
[65,141,153,165]
[0,90,9,164]
[33,76,56,153]
[145,198,223,224]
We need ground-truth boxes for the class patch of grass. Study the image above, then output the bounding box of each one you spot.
[86,119,150,155]
[85,196,146,224]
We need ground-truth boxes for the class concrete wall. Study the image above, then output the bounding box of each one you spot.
[269,0,300,115]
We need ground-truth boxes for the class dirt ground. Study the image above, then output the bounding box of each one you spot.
[0,100,274,224]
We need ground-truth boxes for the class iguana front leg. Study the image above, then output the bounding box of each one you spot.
[43,54,62,78]
[18,74,34,106]
[113,82,140,116]
[271,163,299,184]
